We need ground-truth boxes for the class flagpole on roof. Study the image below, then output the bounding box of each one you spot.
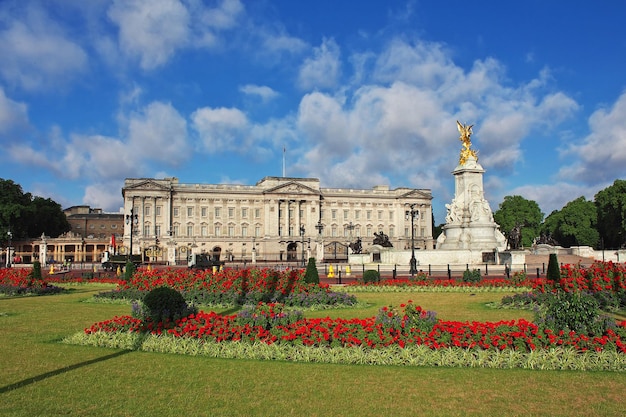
[282,145,286,177]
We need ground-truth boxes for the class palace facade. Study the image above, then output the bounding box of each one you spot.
[122,176,433,265]
[4,206,123,267]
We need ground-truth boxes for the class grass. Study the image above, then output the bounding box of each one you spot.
[1,284,625,417]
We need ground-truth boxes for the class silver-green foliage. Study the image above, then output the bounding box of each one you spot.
[64,331,626,372]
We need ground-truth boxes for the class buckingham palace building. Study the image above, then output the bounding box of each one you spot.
[121,176,433,265]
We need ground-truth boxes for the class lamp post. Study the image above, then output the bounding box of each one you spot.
[6,230,12,268]
[299,224,306,267]
[250,236,256,264]
[125,208,138,262]
[315,220,324,263]
[315,220,324,237]
[405,204,418,277]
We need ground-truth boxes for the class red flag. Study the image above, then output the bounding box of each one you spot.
[111,234,116,255]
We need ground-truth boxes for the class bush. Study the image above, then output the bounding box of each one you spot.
[534,291,614,336]
[141,287,197,325]
[30,261,42,280]
[303,257,320,284]
[462,268,481,283]
[124,261,136,281]
[363,269,380,284]
[547,253,560,281]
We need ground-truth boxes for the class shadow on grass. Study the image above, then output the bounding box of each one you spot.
[0,350,131,394]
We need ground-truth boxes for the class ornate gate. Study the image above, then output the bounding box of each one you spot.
[324,241,348,262]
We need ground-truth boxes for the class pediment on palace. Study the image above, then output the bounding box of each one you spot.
[263,181,321,196]
[124,179,171,192]
[398,189,433,200]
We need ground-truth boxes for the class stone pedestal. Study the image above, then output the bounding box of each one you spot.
[437,156,506,252]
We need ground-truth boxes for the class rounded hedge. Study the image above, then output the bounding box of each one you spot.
[142,287,194,324]
[363,269,380,283]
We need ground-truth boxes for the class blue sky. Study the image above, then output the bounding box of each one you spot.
[1,0,625,226]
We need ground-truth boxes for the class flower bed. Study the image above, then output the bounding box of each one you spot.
[83,301,626,354]
[96,267,357,308]
[0,268,65,296]
[531,261,626,293]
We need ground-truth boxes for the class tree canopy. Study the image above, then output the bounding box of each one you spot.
[493,195,543,248]
[0,178,70,243]
[542,196,599,248]
[595,179,626,249]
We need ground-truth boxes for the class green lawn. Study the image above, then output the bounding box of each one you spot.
[0,285,624,417]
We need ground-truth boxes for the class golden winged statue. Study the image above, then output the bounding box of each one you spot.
[457,120,478,164]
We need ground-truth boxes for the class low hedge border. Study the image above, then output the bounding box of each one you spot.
[64,331,626,372]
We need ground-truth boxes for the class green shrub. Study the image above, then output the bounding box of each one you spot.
[124,261,136,280]
[141,287,197,325]
[462,268,481,283]
[547,253,560,281]
[534,291,614,336]
[30,261,42,280]
[363,269,380,283]
[303,257,320,284]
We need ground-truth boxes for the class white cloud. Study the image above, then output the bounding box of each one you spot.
[558,91,626,184]
[0,88,29,134]
[0,6,88,90]
[107,0,245,70]
[257,28,308,56]
[191,106,249,152]
[126,101,189,165]
[8,101,188,187]
[239,84,279,101]
[298,38,342,90]
[286,38,580,194]
[83,181,125,212]
[108,0,191,70]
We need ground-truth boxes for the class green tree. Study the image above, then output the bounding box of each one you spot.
[493,195,543,248]
[595,180,626,248]
[542,197,599,248]
[25,197,70,238]
[0,178,70,242]
[0,179,32,241]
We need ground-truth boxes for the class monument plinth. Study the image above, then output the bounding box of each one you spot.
[436,122,507,251]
